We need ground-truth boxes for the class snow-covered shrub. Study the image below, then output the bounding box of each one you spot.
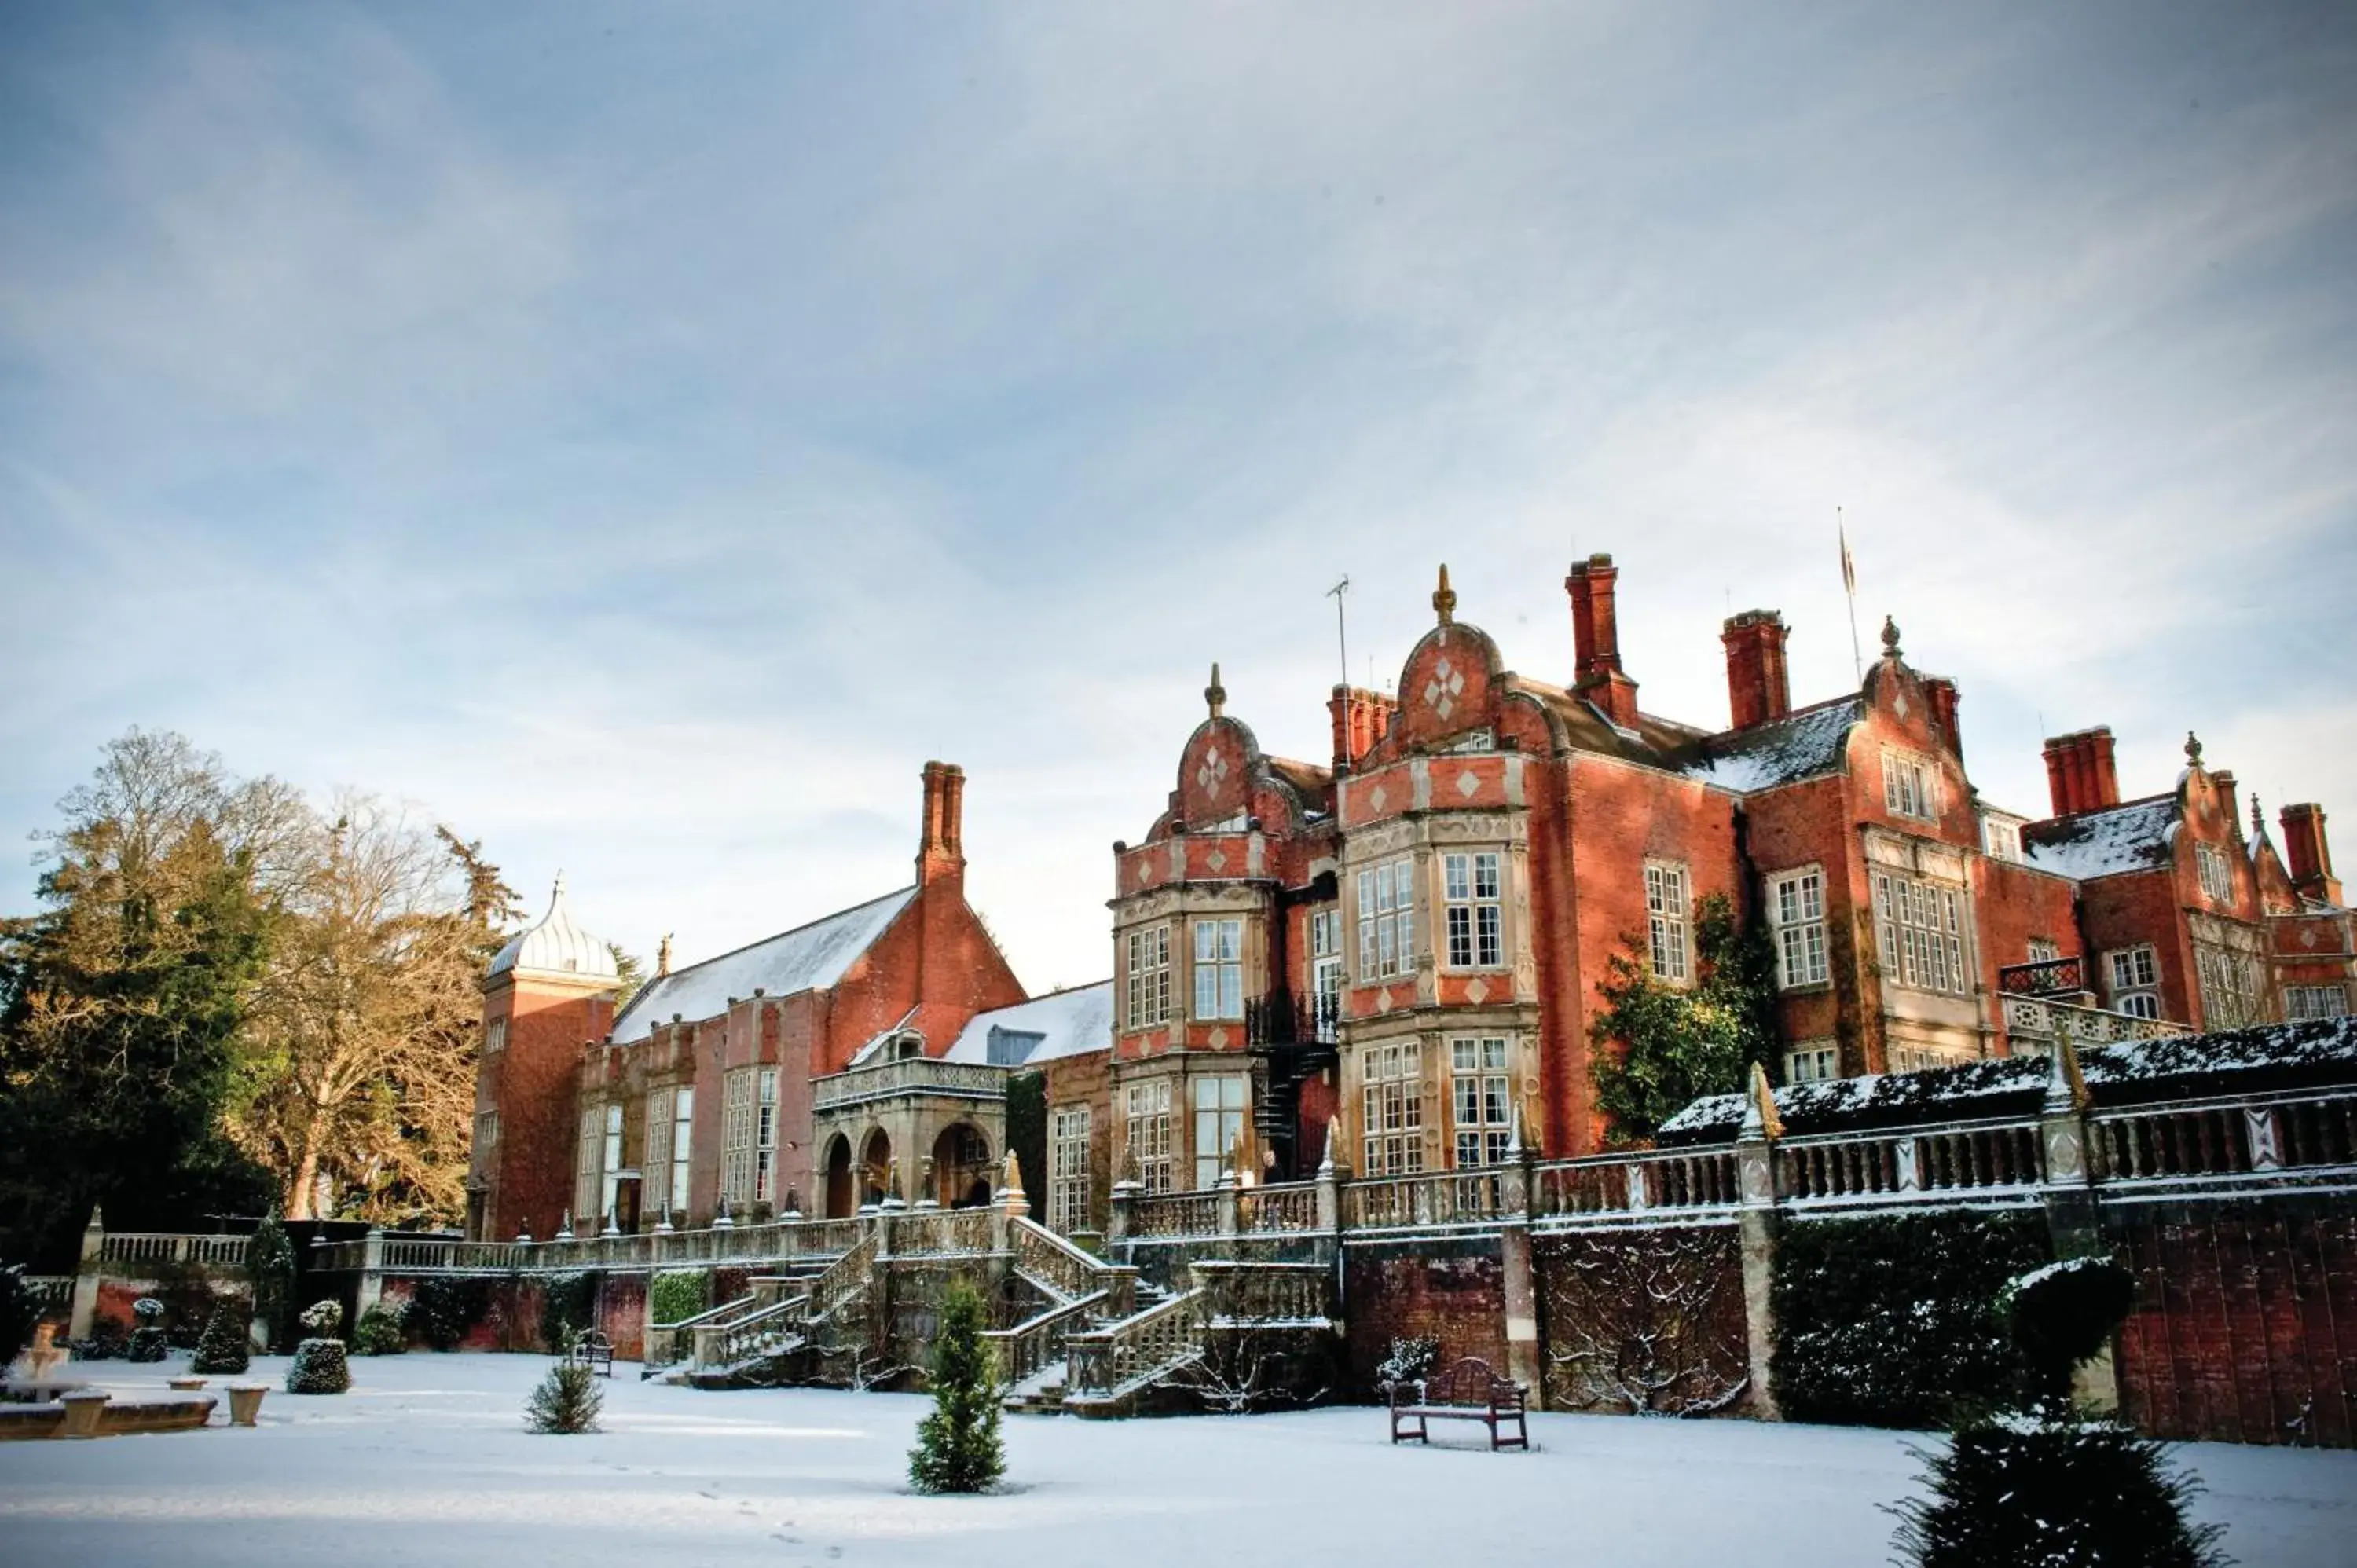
[1771,1211,2048,1429]
[288,1298,351,1393]
[247,1213,295,1352]
[1375,1336,1439,1397]
[539,1271,599,1354]
[525,1361,603,1434]
[190,1302,251,1374]
[352,1302,408,1356]
[1889,1411,2226,1566]
[287,1337,350,1394]
[650,1269,710,1326]
[126,1296,170,1361]
[1999,1254,2135,1405]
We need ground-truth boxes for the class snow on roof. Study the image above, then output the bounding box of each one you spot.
[610,887,917,1043]
[1659,1015,2357,1141]
[2021,797,2178,880]
[489,877,618,983]
[1679,698,1861,794]
[942,982,1114,1067]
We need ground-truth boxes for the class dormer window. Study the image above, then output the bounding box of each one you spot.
[1883,749,1936,820]
[895,1032,925,1061]
[1981,818,2022,863]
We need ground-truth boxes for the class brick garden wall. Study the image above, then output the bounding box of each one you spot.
[1342,1238,1508,1393]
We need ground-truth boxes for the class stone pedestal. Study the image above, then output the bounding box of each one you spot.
[226,1384,267,1427]
[58,1390,109,1439]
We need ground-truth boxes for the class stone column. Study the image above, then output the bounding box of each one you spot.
[355,1226,387,1319]
[1215,1168,1241,1240]
[1312,1118,1348,1269]
[1497,1115,1544,1406]
[2037,1028,2120,1412]
[1735,1064,1783,1422]
[68,1204,104,1341]
[1108,1179,1138,1266]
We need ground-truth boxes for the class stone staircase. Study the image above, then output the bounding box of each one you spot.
[677,1230,878,1387]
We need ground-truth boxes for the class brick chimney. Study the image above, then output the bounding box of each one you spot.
[1720,610,1790,731]
[2280,803,2343,905]
[1328,685,1397,772]
[917,760,966,892]
[1567,553,1640,729]
[2042,727,2121,818]
[1923,676,1963,760]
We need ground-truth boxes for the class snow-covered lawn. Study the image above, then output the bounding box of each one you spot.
[3,1353,2352,1567]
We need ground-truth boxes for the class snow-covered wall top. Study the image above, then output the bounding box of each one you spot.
[1658,1016,2357,1143]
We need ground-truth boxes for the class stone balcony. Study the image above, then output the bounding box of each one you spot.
[810,1054,1008,1112]
[2001,991,2190,1053]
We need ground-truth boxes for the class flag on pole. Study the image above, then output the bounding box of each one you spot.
[1839,516,1856,595]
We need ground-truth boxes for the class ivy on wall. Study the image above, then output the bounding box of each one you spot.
[539,1269,602,1354]
[650,1269,710,1327]
[1771,1210,2051,1429]
[1589,892,1781,1144]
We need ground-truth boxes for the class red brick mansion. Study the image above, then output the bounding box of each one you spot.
[468,555,2352,1242]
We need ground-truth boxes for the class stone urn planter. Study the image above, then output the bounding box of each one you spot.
[225,1384,267,1427]
[168,1376,208,1392]
[57,1390,110,1439]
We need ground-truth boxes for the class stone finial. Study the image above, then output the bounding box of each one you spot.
[1880,615,1901,658]
[1000,1149,1025,1201]
[1505,1105,1526,1159]
[515,1224,532,1244]
[2044,1017,2091,1113]
[1742,1061,1785,1141]
[657,933,673,976]
[2184,730,2203,768]
[1316,1117,1341,1176]
[1433,563,1457,625]
[555,1208,575,1240]
[2252,791,2266,837]
[1204,662,1226,718]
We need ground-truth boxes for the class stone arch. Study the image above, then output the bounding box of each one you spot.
[822,1134,855,1219]
[860,1127,893,1207]
[932,1121,993,1207]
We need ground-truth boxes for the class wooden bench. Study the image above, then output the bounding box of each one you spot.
[1389,1357,1528,1451]
[568,1330,614,1378]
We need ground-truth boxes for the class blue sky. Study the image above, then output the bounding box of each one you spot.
[3,2,2353,989]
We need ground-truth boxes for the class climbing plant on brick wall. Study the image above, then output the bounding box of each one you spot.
[1538,1226,1749,1416]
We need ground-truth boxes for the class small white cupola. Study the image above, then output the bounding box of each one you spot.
[487,874,619,984]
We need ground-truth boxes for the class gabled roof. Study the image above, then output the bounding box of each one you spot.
[2021,796,2179,881]
[1677,696,1864,794]
[1501,676,1714,768]
[610,886,917,1044]
[941,982,1114,1067]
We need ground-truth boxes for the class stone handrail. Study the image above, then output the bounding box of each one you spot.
[812,1055,1008,1112]
[1065,1288,1205,1405]
[1008,1217,1113,1304]
[982,1289,1109,1387]
[649,1293,761,1369]
[98,1233,249,1268]
[809,1229,878,1324]
[1131,1190,1222,1238]
[1532,1148,1741,1219]
[2002,994,2191,1046]
[892,1208,994,1257]
[1343,1167,1506,1231]
[24,1276,73,1314]
[1190,1260,1332,1324]
[1238,1181,1318,1233]
[692,1294,809,1371]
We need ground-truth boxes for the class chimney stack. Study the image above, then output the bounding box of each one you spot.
[2279,803,2342,905]
[1329,685,1397,772]
[1720,610,1791,731]
[2042,727,2121,818]
[917,761,966,891]
[1923,677,1963,760]
[1566,553,1640,729]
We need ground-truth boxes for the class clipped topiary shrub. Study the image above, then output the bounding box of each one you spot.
[2000,1254,2136,1406]
[126,1296,170,1362]
[650,1269,710,1327]
[288,1299,351,1394]
[1890,1411,2227,1566]
[190,1302,251,1375]
[540,1271,600,1354]
[247,1213,295,1353]
[525,1361,603,1434]
[1772,1210,2050,1429]
[352,1302,408,1356]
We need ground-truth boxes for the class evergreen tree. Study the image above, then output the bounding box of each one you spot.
[907,1278,1005,1493]
[1890,1416,2227,1567]
[247,1211,295,1352]
[191,1301,251,1374]
[1588,892,1779,1143]
[525,1361,603,1434]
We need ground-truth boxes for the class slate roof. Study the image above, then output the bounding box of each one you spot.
[941,981,1115,1068]
[609,886,917,1043]
[2021,796,2179,881]
[1676,696,1864,794]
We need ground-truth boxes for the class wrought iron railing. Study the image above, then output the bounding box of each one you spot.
[1246,991,1340,1049]
[1999,956,2087,996]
